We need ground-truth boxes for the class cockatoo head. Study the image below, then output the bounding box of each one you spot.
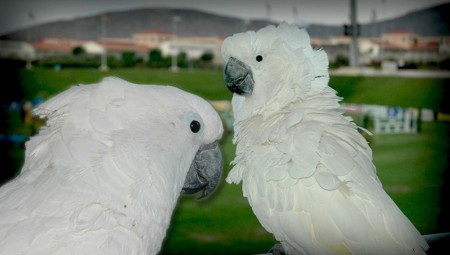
[32,77,224,199]
[221,22,330,121]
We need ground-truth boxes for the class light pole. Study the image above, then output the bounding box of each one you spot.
[26,11,35,69]
[99,14,109,71]
[380,0,386,62]
[171,15,181,72]
[349,0,359,67]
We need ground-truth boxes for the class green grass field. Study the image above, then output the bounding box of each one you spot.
[18,68,232,101]
[17,68,449,109]
[330,76,450,112]
[5,68,450,254]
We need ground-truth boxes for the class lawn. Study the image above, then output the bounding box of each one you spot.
[18,68,232,101]
[2,67,450,254]
[330,75,450,112]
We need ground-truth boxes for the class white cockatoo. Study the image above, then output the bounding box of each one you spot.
[222,23,429,254]
[0,77,224,255]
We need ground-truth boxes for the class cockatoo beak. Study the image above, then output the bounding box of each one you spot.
[181,141,223,198]
[224,57,254,96]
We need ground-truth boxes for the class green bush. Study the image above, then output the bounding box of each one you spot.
[147,49,171,68]
[72,46,86,56]
[36,55,101,68]
[175,52,188,69]
[121,51,141,68]
[330,54,349,69]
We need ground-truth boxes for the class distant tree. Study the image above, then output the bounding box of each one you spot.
[177,52,189,68]
[330,55,349,69]
[200,52,214,62]
[121,51,137,67]
[72,46,86,56]
[147,49,170,68]
[198,52,214,68]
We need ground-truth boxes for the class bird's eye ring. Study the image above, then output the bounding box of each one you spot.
[256,55,263,62]
[190,120,201,133]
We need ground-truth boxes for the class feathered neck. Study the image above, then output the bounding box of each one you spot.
[234,86,343,134]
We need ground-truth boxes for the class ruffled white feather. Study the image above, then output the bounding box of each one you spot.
[223,23,428,254]
[0,77,223,254]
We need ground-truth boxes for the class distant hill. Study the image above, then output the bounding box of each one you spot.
[1,3,449,42]
[360,2,450,37]
[0,8,274,42]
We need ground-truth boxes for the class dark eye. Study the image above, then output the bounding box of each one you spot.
[190,120,201,133]
[256,55,263,62]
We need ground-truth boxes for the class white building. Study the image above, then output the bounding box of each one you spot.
[312,31,450,66]
[81,41,105,55]
[0,40,35,60]
[131,30,173,49]
[160,41,215,58]
[159,36,224,65]
[33,37,84,58]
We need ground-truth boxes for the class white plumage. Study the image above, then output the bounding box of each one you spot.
[0,77,223,255]
[222,23,428,254]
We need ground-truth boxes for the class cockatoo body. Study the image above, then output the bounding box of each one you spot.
[222,23,428,254]
[0,77,223,254]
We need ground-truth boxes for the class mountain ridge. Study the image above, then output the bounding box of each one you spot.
[1,3,448,42]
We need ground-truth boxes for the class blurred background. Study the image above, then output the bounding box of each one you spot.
[0,0,449,254]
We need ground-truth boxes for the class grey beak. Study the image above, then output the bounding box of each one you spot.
[182,141,222,198]
[224,57,254,96]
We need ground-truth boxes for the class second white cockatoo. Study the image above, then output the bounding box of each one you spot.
[0,77,224,254]
[222,22,428,254]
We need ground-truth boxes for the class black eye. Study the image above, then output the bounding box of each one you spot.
[190,120,201,133]
[256,55,263,62]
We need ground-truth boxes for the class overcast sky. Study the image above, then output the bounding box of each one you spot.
[0,0,448,35]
